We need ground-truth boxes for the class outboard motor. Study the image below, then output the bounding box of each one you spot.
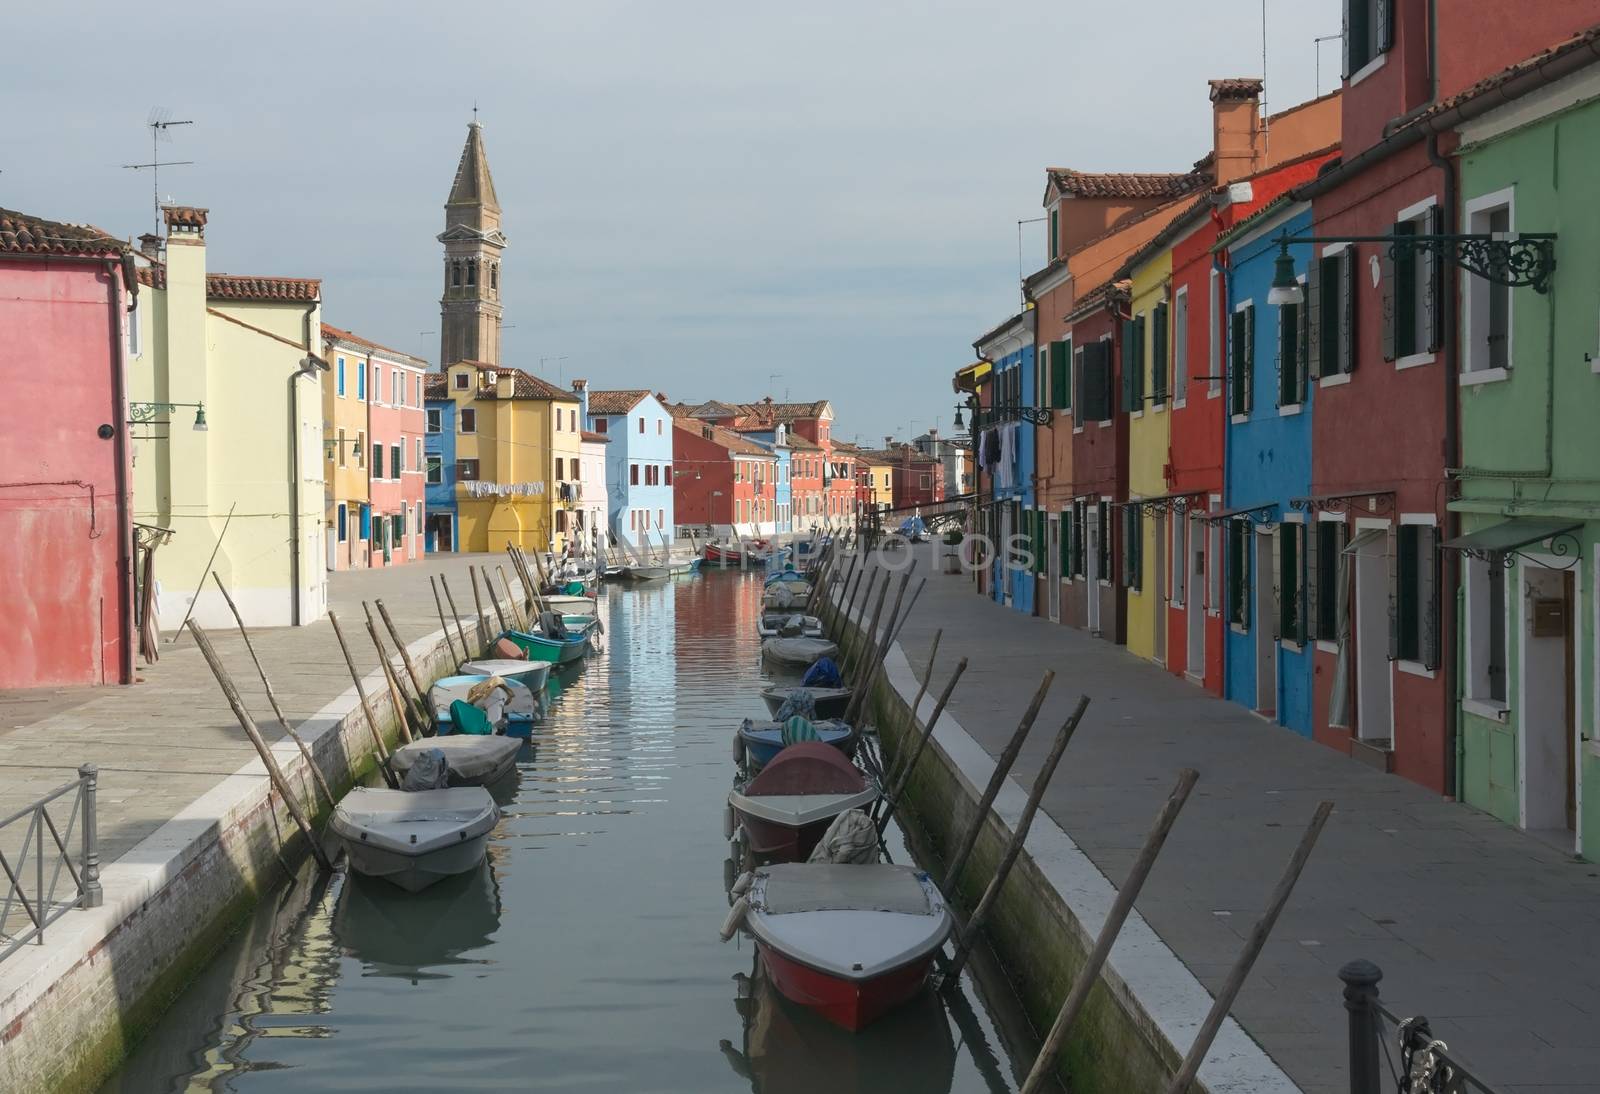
[540,610,570,640]
[400,747,451,791]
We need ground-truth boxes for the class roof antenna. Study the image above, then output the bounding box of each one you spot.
[1313,32,1342,97]
[122,108,194,237]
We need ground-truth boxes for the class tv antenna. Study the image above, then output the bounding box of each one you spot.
[122,108,194,235]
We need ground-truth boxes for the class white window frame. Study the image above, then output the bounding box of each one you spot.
[1318,242,1354,389]
[459,408,477,434]
[1315,511,1345,654]
[453,371,470,390]
[1097,334,1115,427]
[1230,298,1253,425]
[1279,511,1305,653]
[1206,494,1222,616]
[1461,186,1516,385]
[426,408,442,434]
[1172,285,1189,409]
[1394,512,1438,678]
[1394,195,1440,371]
[1170,508,1186,607]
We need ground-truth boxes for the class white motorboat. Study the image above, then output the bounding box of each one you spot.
[543,594,598,616]
[761,637,839,670]
[391,735,520,787]
[332,787,499,893]
[459,658,553,692]
[755,613,824,639]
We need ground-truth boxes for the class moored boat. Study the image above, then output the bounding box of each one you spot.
[459,658,553,692]
[543,594,599,616]
[702,543,751,567]
[505,628,589,664]
[622,565,670,581]
[756,613,824,639]
[392,734,520,787]
[741,863,952,1030]
[737,717,857,770]
[429,674,543,736]
[331,786,499,893]
[761,637,839,670]
[759,685,852,721]
[729,742,879,861]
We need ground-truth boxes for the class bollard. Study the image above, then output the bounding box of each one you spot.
[1341,959,1383,1094]
[77,763,103,908]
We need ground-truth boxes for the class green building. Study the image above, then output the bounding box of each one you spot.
[1447,60,1600,857]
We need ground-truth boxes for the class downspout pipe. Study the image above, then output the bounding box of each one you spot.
[109,255,136,684]
[288,301,322,626]
[1429,128,1462,800]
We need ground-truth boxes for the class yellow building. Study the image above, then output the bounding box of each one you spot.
[128,206,327,630]
[439,361,582,554]
[857,450,895,511]
[321,324,372,568]
[1123,247,1174,663]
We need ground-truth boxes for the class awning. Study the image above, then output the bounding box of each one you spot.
[953,360,991,394]
[1441,518,1583,556]
[1205,501,1279,523]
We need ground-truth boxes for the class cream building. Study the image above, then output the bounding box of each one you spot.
[129,205,328,630]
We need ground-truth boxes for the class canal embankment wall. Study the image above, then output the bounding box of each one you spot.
[0,620,471,1094]
[837,600,1299,1094]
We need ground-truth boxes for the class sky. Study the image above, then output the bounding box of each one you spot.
[3,0,1339,445]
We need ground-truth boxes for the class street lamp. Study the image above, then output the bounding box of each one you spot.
[129,401,208,431]
[1267,245,1303,306]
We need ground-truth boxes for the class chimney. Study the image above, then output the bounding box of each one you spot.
[137,233,163,259]
[571,377,590,426]
[885,436,894,450]
[1208,78,1264,186]
[161,205,208,245]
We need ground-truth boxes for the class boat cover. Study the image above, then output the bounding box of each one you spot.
[766,584,798,609]
[758,864,932,916]
[745,742,864,795]
[332,787,498,856]
[539,611,570,640]
[394,735,519,781]
[450,699,494,735]
[763,638,838,666]
[782,717,821,745]
[806,809,879,864]
[399,748,451,790]
[802,658,844,688]
[772,689,817,721]
[461,659,552,679]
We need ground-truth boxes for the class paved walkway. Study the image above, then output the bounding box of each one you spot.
[865,546,1598,1094]
[0,555,501,866]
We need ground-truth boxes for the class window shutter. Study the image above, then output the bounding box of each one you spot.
[1277,302,1295,407]
[1306,256,1322,380]
[1342,0,1354,77]
[1381,239,1397,362]
[1122,319,1137,413]
[1073,347,1085,426]
[1296,299,1309,404]
[1376,0,1394,53]
[1270,528,1282,640]
[1135,315,1148,407]
[1426,205,1445,352]
[1230,310,1247,415]
[1306,521,1322,643]
[1052,340,1070,409]
[1386,526,1400,661]
[1060,508,1072,578]
[1419,526,1439,668]
[1153,303,1168,404]
[1038,346,1049,408]
[1340,251,1357,373]
[1243,305,1255,412]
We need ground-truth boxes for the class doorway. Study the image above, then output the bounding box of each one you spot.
[1086,505,1103,636]
[1520,563,1576,837]
[1153,512,1167,665]
[1254,527,1277,714]
[1354,529,1394,743]
[426,513,455,553]
[1047,515,1061,623]
[1187,514,1205,678]
[999,504,1013,607]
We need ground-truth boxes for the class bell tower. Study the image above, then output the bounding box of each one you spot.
[438,121,507,366]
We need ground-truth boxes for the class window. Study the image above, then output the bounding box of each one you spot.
[1208,270,1222,396]
[490,264,497,289]
[1122,313,1147,412]
[453,371,470,390]
[392,370,402,406]
[1172,289,1189,403]
[1151,301,1169,407]
[373,366,381,403]
[556,510,568,534]
[391,444,401,476]
[427,408,442,433]
[1171,514,1186,606]
[357,362,366,400]
[337,503,347,542]
[1311,521,1345,643]
[457,458,480,481]
[638,417,645,434]
[1207,520,1221,614]
[1344,0,1394,79]
[337,428,347,468]
[1279,522,1303,643]
[554,457,564,480]
[595,418,608,433]
[416,437,423,471]
[359,504,371,540]
[451,262,461,287]
[356,430,366,467]
[466,262,476,287]
[1070,500,1086,577]
[1122,505,1143,591]
[1394,523,1439,667]
[1382,203,1445,366]
[657,419,663,435]
[1278,292,1304,407]
[658,508,665,529]
[1049,207,1059,260]
[1230,304,1255,416]
[426,456,443,485]
[416,374,422,406]
[1464,555,1507,705]
[126,299,142,357]
[665,465,673,486]
[1312,247,1356,378]
[630,463,639,486]
[1075,340,1113,425]
[372,443,384,479]
[1050,339,1071,411]
[460,408,477,433]
[1464,195,1513,375]
[1227,519,1250,629]
[1097,500,1111,581]
[336,356,346,396]
[392,512,404,542]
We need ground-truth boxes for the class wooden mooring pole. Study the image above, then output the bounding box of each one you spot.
[944,695,1090,984]
[327,610,399,788]
[846,570,890,682]
[362,604,418,744]
[876,655,968,835]
[941,670,1055,892]
[845,575,926,727]
[430,576,461,664]
[375,599,431,719]
[496,565,526,631]
[468,566,491,651]
[209,572,335,810]
[187,622,333,873]
[1019,768,1200,1094]
[1162,801,1334,1094]
[439,575,474,659]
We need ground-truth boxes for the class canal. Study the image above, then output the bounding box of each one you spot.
[104,570,1046,1093]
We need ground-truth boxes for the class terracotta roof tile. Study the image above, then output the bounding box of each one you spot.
[0,208,123,257]
[424,373,448,400]
[580,429,610,443]
[321,322,425,365]
[673,417,774,457]
[1046,169,1210,200]
[1064,279,1131,326]
[161,205,208,229]
[207,273,320,302]
[1208,77,1264,101]
[587,389,650,415]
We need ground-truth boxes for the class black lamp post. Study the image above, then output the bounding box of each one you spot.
[1266,227,1557,302]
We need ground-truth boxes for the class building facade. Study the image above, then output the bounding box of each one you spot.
[973,311,1036,614]
[580,385,676,549]
[671,418,776,536]
[423,383,458,551]
[438,122,506,369]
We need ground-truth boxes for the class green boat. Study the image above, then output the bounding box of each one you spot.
[505,628,589,664]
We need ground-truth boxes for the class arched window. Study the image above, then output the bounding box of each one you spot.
[466,261,477,287]
[490,264,498,290]
[451,262,461,287]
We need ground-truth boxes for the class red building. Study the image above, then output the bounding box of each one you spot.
[788,433,826,533]
[1294,0,1580,794]
[0,209,135,687]
[672,418,776,535]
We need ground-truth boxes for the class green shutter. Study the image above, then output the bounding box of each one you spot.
[1052,340,1070,409]
[1060,508,1072,577]
[1152,302,1168,405]
[1243,304,1255,411]
[1278,301,1298,407]
[1050,209,1059,260]
[1230,310,1247,415]
[1340,251,1357,373]
[1306,253,1322,380]
[1121,319,1136,415]
[1279,523,1299,641]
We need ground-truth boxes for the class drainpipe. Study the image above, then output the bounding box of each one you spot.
[287,301,320,625]
[109,255,136,684]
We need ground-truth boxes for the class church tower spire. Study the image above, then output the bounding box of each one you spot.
[438,121,507,367]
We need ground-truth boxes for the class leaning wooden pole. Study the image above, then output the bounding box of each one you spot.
[940,670,1055,892]
[375,599,431,718]
[188,622,333,872]
[823,552,857,627]
[482,566,510,635]
[439,575,473,659]
[209,573,335,810]
[1018,768,1201,1094]
[893,628,943,778]
[846,569,888,681]
[468,565,491,650]
[876,656,968,835]
[845,567,906,720]
[835,562,866,647]
[327,610,398,788]
[362,608,417,744]
[430,576,461,663]
[845,575,926,727]
[945,695,1091,984]
[1163,801,1335,1094]
[496,565,527,631]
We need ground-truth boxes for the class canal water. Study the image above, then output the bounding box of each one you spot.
[104,570,1046,1093]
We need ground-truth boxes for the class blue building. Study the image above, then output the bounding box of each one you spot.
[739,424,794,534]
[578,384,676,549]
[1219,199,1316,735]
[974,310,1036,615]
[422,376,458,551]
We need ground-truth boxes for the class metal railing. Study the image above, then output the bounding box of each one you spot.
[1341,959,1503,1094]
[0,764,103,964]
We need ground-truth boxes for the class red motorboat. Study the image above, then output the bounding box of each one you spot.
[703,540,774,567]
[728,742,879,862]
[742,864,952,1031]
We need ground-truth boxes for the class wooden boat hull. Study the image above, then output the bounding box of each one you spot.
[505,629,588,664]
[622,566,670,581]
[757,944,936,1032]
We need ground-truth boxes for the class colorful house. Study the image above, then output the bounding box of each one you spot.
[434,361,581,555]
[671,418,776,536]
[423,379,458,551]
[788,433,825,533]
[1062,283,1128,640]
[129,206,327,630]
[736,424,793,534]
[321,324,427,569]
[578,429,609,559]
[577,384,675,549]
[972,310,1036,614]
[0,209,135,687]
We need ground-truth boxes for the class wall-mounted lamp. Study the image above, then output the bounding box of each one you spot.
[129,401,208,431]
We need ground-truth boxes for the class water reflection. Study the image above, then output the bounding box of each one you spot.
[333,861,502,983]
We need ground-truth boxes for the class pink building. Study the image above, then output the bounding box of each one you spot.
[0,209,135,687]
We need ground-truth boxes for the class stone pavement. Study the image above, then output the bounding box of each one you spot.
[0,554,502,867]
[865,546,1600,1094]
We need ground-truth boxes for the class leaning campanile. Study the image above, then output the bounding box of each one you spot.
[438,121,507,367]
